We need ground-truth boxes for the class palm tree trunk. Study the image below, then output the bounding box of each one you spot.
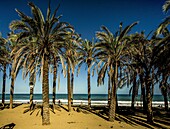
[10,64,15,109]
[52,58,57,106]
[29,73,34,111]
[116,94,119,112]
[131,71,137,110]
[2,64,6,106]
[109,62,118,121]
[161,74,168,111]
[108,74,111,106]
[71,72,74,106]
[67,62,71,112]
[87,63,91,108]
[146,75,153,124]
[140,74,146,111]
[163,90,168,111]
[42,54,50,125]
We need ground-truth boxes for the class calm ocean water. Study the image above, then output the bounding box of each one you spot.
[0,94,165,102]
[0,94,168,107]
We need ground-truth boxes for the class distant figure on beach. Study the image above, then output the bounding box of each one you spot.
[58,100,61,105]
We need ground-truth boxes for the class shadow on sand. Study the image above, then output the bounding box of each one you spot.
[74,105,170,129]
[23,104,60,116]
[0,104,22,110]
[0,123,15,129]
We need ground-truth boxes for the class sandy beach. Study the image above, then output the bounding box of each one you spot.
[1,103,170,129]
[0,104,149,129]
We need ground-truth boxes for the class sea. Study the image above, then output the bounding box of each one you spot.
[0,94,169,107]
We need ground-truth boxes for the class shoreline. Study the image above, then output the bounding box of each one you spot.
[0,99,169,107]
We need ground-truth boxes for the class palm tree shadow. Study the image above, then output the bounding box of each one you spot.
[23,104,57,116]
[58,105,69,112]
[0,104,22,110]
[116,106,170,129]
[78,105,109,121]
[0,123,15,129]
[78,105,140,127]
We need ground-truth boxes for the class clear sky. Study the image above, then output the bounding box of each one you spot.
[0,0,166,94]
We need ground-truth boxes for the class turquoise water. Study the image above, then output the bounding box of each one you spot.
[0,94,165,101]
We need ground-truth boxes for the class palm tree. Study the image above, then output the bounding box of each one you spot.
[9,2,74,125]
[153,34,170,111]
[77,39,96,108]
[63,35,79,111]
[6,33,18,109]
[154,0,170,111]
[128,32,158,123]
[95,22,138,121]
[0,35,8,107]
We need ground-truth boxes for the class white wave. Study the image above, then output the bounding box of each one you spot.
[0,100,169,107]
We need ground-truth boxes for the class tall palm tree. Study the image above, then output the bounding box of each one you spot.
[153,34,170,111]
[128,32,158,123]
[95,22,138,121]
[63,35,78,111]
[77,39,96,108]
[154,0,170,111]
[9,2,74,125]
[0,35,8,107]
[6,33,18,109]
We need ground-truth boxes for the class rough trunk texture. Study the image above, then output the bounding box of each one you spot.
[109,82,116,121]
[140,74,146,111]
[116,94,119,112]
[163,91,168,111]
[42,55,50,125]
[29,87,34,110]
[146,76,153,124]
[29,73,34,111]
[108,74,111,106]
[10,67,15,109]
[67,62,71,112]
[52,58,57,106]
[161,75,168,111]
[71,72,74,106]
[2,64,6,106]
[131,72,137,109]
[87,64,91,108]
[109,62,118,121]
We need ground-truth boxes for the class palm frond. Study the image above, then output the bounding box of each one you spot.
[163,0,170,13]
[118,22,138,42]
[28,2,45,34]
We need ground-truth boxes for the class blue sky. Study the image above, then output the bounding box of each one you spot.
[0,0,166,94]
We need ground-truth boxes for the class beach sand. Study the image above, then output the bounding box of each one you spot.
[1,104,170,129]
[0,104,148,129]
